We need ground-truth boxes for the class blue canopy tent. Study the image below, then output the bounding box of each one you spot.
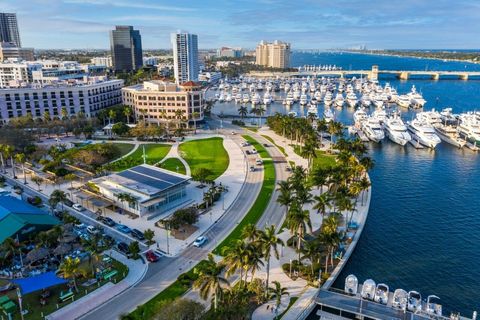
[12,272,68,294]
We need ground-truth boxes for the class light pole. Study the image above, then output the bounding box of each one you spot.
[17,288,24,320]
[289,259,292,278]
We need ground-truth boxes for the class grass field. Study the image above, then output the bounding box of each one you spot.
[261,135,288,156]
[158,158,187,175]
[179,137,229,180]
[292,145,336,168]
[109,144,171,171]
[113,143,135,159]
[242,135,269,159]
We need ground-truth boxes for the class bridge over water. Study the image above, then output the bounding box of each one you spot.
[249,66,480,80]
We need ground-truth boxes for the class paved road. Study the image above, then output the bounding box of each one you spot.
[81,128,264,320]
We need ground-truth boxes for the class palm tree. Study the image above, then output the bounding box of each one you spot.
[14,153,27,184]
[3,145,15,177]
[243,243,264,282]
[327,121,343,150]
[301,240,321,276]
[191,111,200,134]
[31,175,43,191]
[61,107,69,120]
[316,119,328,149]
[174,109,185,129]
[258,225,284,297]
[241,224,261,243]
[2,237,17,262]
[269,281,289,318]
[285,202,312,262]
[82,233,102,274]
[222,240,248,286]
[359,176,371,206]
[58,257,85,292]
[301,138,318,169]
[0,144,6,173]
[64,173,77,192]
[43,110,51,123]
[312,192,332,216]
[237,106,248,120]
[123,106,132,124]
[193,253,230,311]
[108,109,116,124]
[49,189,67,212]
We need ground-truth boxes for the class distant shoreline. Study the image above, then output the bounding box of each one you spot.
[339,50,480,65]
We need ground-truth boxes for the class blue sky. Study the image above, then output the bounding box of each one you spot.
[2,0,479,49]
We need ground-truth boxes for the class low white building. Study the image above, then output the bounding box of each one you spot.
[0,76,123,123]
[91,56,113,68]
[198,71,222,83]
[90,164,191,218]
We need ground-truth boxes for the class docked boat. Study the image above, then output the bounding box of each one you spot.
[323,108,334,123]
[392,289,408,311]
[360,95,372,108]
[433,123,466,148]
[234,93,242,103]
[457,113,480,148]
[300,92,309,106]
[361,279,376,300]
[384,112,411,146]
[263,92,273,105]
[346,92,358,108]
[396,95,411,108]
[372,107,388,124]
[417,109,442,126]
[307,105,318,118]
[362,116,385,142]
[374,283,389,305]
[324,92,333,107]
[353,107,368,125]
[407,118,441,148]
[293,89,301,101]
[407,290,422,312]
[407,85,427,109]
[251,93,261,105]
[439,107,458,125]
[334,93,344,108]
[344,275,358,295]
[242,93,250,103]
[426,295,442,316]
[225,93,232,102]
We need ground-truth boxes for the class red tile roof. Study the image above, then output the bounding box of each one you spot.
[180,81,199,87]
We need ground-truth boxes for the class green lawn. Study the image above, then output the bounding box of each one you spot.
[261,135,287,156]
[109,144,171,171]
[214,157,276,255]
[112,143,135,159]
[292,145,336,168]
[242,135,269,159]
[277,296,299,319]
[158,158,187,175]
[179,137,229,180]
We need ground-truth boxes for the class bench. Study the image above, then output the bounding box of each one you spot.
[58,290,74,302]
[103,269,118,281]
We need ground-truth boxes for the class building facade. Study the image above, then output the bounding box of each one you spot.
[91,56,113,68]
[0,77,123,123]
[0,61,42,88]
[255,40,291,69]
[217,47,244,58]
[110,26,143,73]
[0,42,34,62]
[171,32,199,84]
[0,13,21,47]
[122,80,204,125]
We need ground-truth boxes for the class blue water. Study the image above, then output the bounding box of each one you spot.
[288,52,480,316]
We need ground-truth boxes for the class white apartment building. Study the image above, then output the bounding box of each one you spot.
[0,61,42,88]
[198,71,222,83]
[91,56,113,68]
[0,77,123,123]
[122,80,204,125]
[171,32,199,84]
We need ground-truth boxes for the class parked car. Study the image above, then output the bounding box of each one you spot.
[231,131,237,135]
[72,204,85,211]
[86,225,99,235]
[263,143,270,147]
[245,150,251,155]
[256,159,263,165]
[249,166,255,172]
[98,216,116,227]
[241,142,250,147]
[117,242,130,256]
[131,229,145,241]
[251,148,257,154]
[145,250,160,262]
[116,224,132,234]
[285,166,292,172]
[193,236,208,247]
[63,199,74,207]
[75,223,86,229]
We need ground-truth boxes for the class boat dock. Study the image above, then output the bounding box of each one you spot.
[315,288,476,320]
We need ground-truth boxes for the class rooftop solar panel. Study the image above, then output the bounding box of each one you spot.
[129,166,186,184]
[117,170,172,192]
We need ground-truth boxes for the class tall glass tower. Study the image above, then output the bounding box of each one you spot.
[171,32,199,84]
[0,13,21,47]
[110,26,143,73]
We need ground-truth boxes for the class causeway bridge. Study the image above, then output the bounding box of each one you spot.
[249,65,480,80]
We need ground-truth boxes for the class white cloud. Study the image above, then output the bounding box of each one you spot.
[63,0,196,12]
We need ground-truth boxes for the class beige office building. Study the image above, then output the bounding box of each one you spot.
[255,40,291,69]
[122,80,204,125]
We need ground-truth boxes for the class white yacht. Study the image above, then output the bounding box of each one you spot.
[407,291,422,313]
[374,283,389,305]
[384,112,411,146]
[353,107,368,125]
[242,93,250,104]
[407,85,427,108]
[392,289,408,311]
[362,116,385,142]
[433,123,466,148]
[407,118,441,148]
[373,95,384,108]
[300,92,309,106]
[218,93,225,102]
[439,107,457,125]
[293,89,301,101]
[323,108,334,123]
[372,108,388,124]
[251,92,261,105]
[361,279,376,300]
[344,275,358,295]
[346,92,358,108]
[417,109,442,126]
[360,95,372,107]
[307,105,318,119]
[314,91,322,101]
[324,91,333,107]
[457,113,480,148]
[396,95,411,108]
[334,93,344,108]
[426,295,442,317]
[263,92,273,105]
[225,93,232,102]
[234,93,242,103]
[285,91,294,106]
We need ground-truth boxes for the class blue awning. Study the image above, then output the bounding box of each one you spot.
[13,272,68,294]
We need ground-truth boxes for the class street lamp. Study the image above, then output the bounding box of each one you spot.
[16,288,24,320]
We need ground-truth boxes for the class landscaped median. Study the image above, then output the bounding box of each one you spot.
[127,135,276,319]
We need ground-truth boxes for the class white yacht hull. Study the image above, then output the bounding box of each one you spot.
[434,128,466,148]
[408,130,441,148]
[386,129,411,146]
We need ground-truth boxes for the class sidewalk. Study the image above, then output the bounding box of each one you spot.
[46,250,147,320]
[158,141,191,176]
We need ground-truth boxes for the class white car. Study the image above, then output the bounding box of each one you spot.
[256,159,263,165]
[73,204,85,211]
[193,236,208,247]
[241,142,250,147]
[86,225,99,235]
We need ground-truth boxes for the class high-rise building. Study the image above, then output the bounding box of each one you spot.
[0,13,21,47]
[110,26,143,73]
[171,32,198,84]
[217,47,244,58]
[255,40,291,69]
[0,42,34,62]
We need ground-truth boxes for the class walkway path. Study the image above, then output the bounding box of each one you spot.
[46,250,147,320]
[158,141,191,176]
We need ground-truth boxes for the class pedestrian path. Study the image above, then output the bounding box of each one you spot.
[158,141,191,176]
[46,250,147,320]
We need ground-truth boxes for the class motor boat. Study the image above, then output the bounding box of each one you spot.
[300,92,309,106]
[407,118,441,148]
[374,283,389,304]
[407,85,427,108]
[361,279,376,300]
[362,116,385,142]
[218,93,225,102]
[407,290,422,313]
[344,275,358,295]
[384,112,411,146]
[307,105,318,119]
[285,91,294,106]
[360,95,372,108]
[417,109,442,126]
[372,107,388,124]
[433,123,466,148]
[396,95,411,108]
[293,89,301,101]
[426,295,442,316]
[334,93,344,108]
[439,107,458,125]
[373,95,384,109]
[324,92,333,107]
[392,289,408,311]
[263,92,273,105]
[234,93,242,103]
[346,92,358,108]
[353,107,368,125]
[251,93,261,105]
[225,93,232,102]
[242,93,250,103]
[323,108,334,123]
[457,113,480,148]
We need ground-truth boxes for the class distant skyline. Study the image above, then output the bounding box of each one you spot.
[2,0,480,50]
